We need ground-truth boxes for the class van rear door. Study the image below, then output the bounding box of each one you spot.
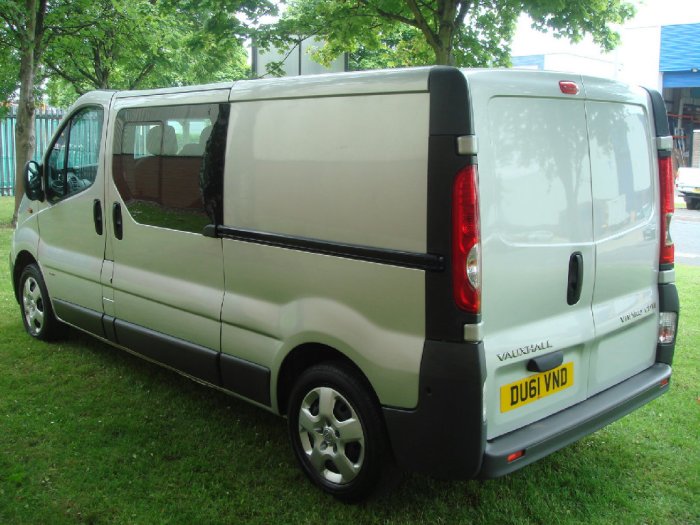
[468,71,662,440]
[467,71,596,440]
[582,78,659,396]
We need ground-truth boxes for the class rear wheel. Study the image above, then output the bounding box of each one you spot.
[287,362,389,502]
[686,197,700,210]
[19,264,63,341]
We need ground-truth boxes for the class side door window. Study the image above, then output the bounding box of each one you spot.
[46,107,104,203]
[112,103,228,232]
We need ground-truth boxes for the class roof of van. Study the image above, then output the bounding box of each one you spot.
[107,68,435,101]
[73,67,647,109]
[114,81,235,98]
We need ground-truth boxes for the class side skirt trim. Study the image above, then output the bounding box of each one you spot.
[51,300,272,407]
[220,353,271,406]
[113,319,220,387]
[54,299,106,338]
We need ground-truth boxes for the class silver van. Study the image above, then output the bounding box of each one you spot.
[10,67,680,501]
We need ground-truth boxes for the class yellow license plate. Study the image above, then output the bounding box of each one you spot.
[500,362,574,413]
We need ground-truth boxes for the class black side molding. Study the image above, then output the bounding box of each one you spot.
[114,319,220,386]
[102,314,117,342]
[51,300,273,407]
[215,226,445,272]
[53,299,106,338]
[220,354,271,406]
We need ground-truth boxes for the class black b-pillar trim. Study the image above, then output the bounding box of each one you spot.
[426,66,480,341]
[383,340,486,478]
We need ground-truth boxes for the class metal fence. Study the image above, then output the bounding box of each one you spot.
[0,106,64,196]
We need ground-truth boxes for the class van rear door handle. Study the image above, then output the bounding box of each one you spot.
[112,202,123,240]
[93,199,103,235]
[567,252,583,305]
[527,351,564,373]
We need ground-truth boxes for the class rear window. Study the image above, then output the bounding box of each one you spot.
[588,102,653,237]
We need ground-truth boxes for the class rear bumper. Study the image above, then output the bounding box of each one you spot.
[478,363,671,479]
[383,342,671,480]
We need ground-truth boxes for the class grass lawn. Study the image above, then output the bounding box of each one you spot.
[0,195,698,524]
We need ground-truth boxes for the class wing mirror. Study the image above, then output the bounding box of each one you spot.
[24,160,45,202]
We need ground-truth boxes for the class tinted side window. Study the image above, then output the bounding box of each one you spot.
[112,103,228,233]
[46,107,104,203]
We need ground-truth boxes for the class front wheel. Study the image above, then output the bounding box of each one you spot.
[19,264,63,341]
[287,362,390,502]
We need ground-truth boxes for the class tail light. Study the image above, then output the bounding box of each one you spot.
[658,311,677,344]
[452,165,481,314]
[658,156,674,265]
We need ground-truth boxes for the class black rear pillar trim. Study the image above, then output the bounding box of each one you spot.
[383,340,485,478]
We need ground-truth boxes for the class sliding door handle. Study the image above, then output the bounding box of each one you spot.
[93,199,103,235]
[112,202,123,240]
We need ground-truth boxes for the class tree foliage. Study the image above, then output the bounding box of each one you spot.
[270,0,635,68]
[43,0,273,105]
[0,44,19,117]
[0,0,275,220]
[0,0,56,223]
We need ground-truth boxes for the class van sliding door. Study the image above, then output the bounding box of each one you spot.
[104,94,229,384]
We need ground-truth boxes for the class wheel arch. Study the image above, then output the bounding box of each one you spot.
[276,343,380,417]
[12,250,39,303]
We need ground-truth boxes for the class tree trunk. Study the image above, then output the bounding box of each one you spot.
[13,0,39,227]
[433,45,453,65]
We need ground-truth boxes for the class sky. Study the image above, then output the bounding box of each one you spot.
[511,0,700,57]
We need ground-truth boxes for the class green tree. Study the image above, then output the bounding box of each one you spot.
[43,0,257,104]
[271,0,635,69]
[0,0,51,225]
[1,0,275,222]
[0,41,19,117]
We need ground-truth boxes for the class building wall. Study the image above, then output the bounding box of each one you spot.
[617,26,663,90]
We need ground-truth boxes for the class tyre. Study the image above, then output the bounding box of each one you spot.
[287,362,390,502]
[686,197,700,210]
[19,264,63,341]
